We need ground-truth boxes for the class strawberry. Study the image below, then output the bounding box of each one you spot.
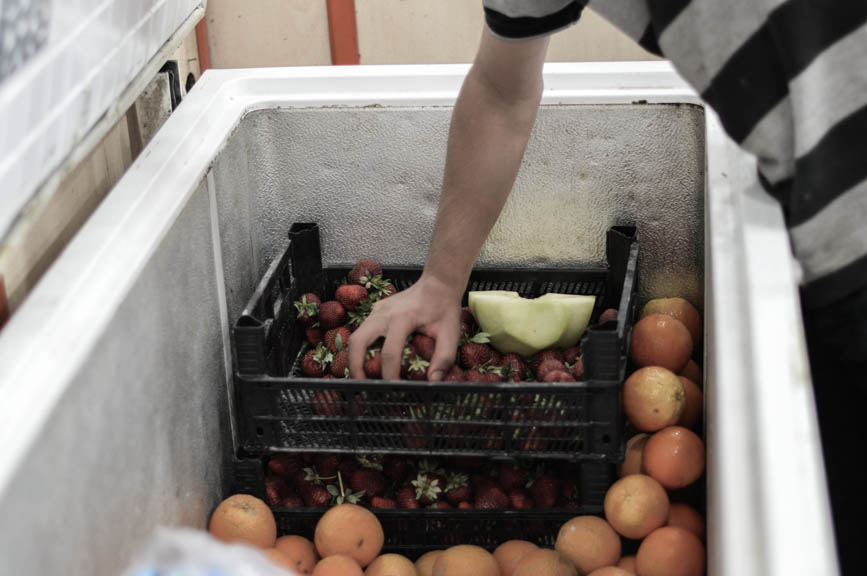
[508,490,534,510]
[444,473,473,505]
[543,370,575,382]
[562,346,582,365]
[498,463,528,492]
[536,358,567,381]
[488,350,503,367]
[411,473,444,505]
[599,307,619,324]
[444,365,465,381]
[570,357,584,381]
[371,496,397,509]
[318,301,346,330]
[399,345,417,378]
[312,389,343,416]
[377,282,397,299]
[411,334,436,361]
[267,454,302,479]
[560,477,579,502]
[355,454,385,471]
[474,485,509,509]
[350,469,387,500]
[382,456,409,482]
[313,454,341,478]
[324,327,351,354]
[396,486,420,509]
[460,307,475,326]
[348,260,382,285]
[502,353,527,381]
[301,345,332,377]
[406,355,430,381]
[326,475,366,505]
[363,348,382,378]
[459,321,472,341]
[265,475,290,507]
[281,494,304,508]
[531,349,564,373]
[458,501,474,510]
[529,473,560,509]
[417,460,447,487]
[305,328,323,346]
[431,501,453,510]
[300,484,331,508]
[294,293,321,327]
[481,371,502,382]
[338,458,359,480]
[329,349,349,378]
[335,284,369,312]
[347,300,372,331]
[322,374,335,379]
[464,368,487,382]
[471,473,497,491]
[460,333,493,368]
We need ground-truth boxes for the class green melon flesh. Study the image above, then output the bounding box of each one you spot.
[468,291,596,356]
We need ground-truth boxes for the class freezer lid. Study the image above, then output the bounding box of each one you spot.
[0,0,205,238]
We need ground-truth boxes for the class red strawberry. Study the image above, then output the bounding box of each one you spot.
[471,474,497,491]
[338,458,359,480]
[267,454,302,479]
[561,477,578,501]
[481,371,502,382]
[265,475,290,507]
[406,355,430,381]
[599,307,619,324]
[401,420,429,449]
[397,486,420,509]
[348,260,382,285]
[543,370,575,382]
[562,346,582,365]
[529,474,560,509]
[318,301,346,330]
[370,497,397,509]
[305,328,323,346]
[324,327,351,354]
[536,358,567,381]
[464,368,487,382]
[431,501,453,510]
[570,357,584,381]
[281,494,304,508]
[411,473,444,505]
[322,374,335,379]
[330,349,349,378]
[475,485,509,509]
[444,473,473,505]
[508,490,534,510]
[312,389,343,416]
[294,293,321,327]
[460,339,493,369]
[378,283,397,299]
[444,365,465,381]
[459,321,472,341]
[458,501,474,510]
[399,344,417,378]
[531,349,564,373]
[460,307,475,326]
[335,284,369,312]
[498,464,528,492]
[488,350,503,367]
[502,353,527,381]
[300,484,331,508]
[383,456,409,482]
[313,454,341,478]
[411,334,436,361]
[350,469,387,500]
[301,345,332,377]
[363,349,382,378]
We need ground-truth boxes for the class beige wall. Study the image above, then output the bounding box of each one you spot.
[205,1,657,69]
[356,1,657,64]
[206,0,332,68]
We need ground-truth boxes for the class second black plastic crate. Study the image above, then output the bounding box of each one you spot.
[233,223,639,461]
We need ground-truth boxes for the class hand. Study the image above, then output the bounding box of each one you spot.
[348,274,462,381]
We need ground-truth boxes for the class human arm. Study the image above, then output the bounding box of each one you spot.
[348,28,549,380]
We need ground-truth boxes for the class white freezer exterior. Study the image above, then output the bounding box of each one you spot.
[0,63,837,575]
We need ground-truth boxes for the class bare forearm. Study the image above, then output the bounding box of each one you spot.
[422,64,543,297]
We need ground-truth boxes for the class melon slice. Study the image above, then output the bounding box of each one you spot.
[468,291,596,356]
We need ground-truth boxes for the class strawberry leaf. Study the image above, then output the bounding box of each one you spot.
[470,332,491,344]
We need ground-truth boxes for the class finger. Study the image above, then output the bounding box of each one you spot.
[348,317,386,379]
[381,318,414,381]
[428,321,460,381]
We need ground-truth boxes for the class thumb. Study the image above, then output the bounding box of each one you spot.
[428,324,459,381]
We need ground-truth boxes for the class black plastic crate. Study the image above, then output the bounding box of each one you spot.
[231,456,613,558]
[233,223,639,461]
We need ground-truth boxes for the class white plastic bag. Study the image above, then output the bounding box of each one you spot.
[123,527,298,576]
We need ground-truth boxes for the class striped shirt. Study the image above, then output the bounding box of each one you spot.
[483,0,867,308]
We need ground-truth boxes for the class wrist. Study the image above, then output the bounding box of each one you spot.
[418,268,466,305]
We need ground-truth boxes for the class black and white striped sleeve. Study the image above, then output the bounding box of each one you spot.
[482,0,586,40]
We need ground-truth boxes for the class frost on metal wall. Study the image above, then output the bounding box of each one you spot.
[0,0,51,81]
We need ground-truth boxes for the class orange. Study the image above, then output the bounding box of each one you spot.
[623,367,686,432]
[636,526,705,576]
[641,298,702,346]
[604,474,670,539]
[493,540,539,576]
[667,503,705,541]
[643,427,706,489]
[555,516,621,575]
[208,494,276,549]
[630,314,693,372]
[314,504,384,568]
[513,548,576,576]
[313,554,364,576]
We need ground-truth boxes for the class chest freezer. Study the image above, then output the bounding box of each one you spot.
[0,62,836,576]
